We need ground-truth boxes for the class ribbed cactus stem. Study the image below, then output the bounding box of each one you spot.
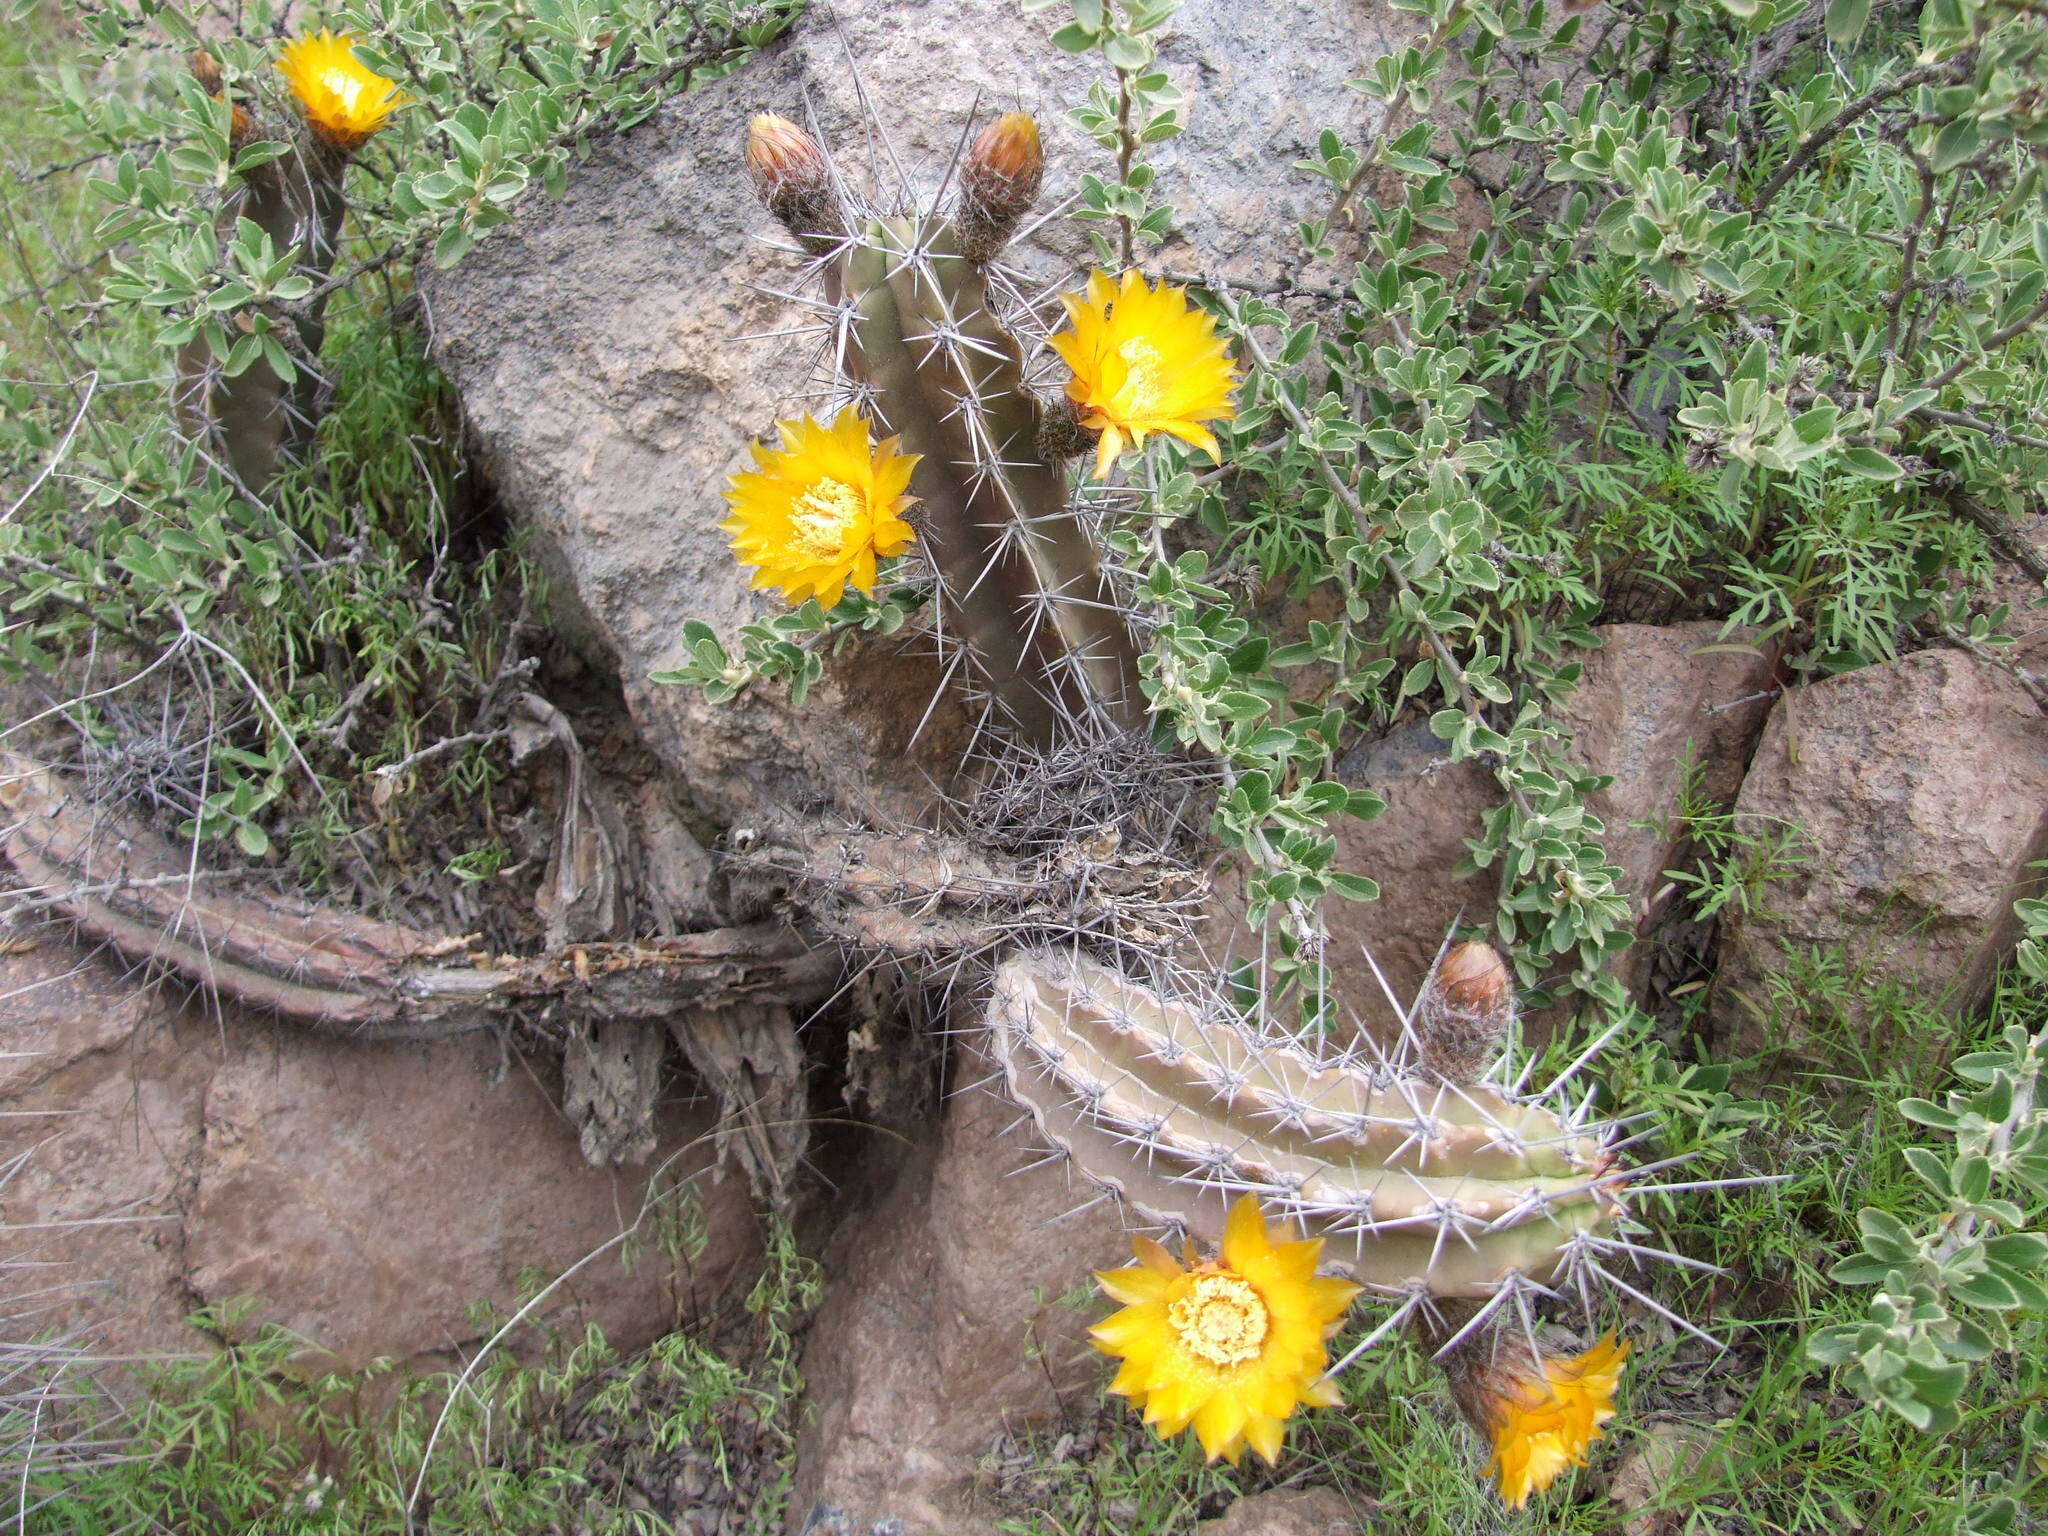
[751,112,1146,748]
[840,217,1144,742]
[177,133,348,496]
[988,948,1621,1296]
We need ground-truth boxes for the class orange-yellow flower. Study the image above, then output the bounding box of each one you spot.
[1049,269,1239,480]
[1477,1334,1630,1507]
[720,407,919,609]
[970,111,1043,185]
[277,30,405,153]
[957,112,1045,260]
[1090,1197,1359,1465]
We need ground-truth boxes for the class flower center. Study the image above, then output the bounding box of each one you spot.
[1168,1272,1269,1367]
[321,67,366,113]
[1115,338,1165,413]
[787,476,866,561]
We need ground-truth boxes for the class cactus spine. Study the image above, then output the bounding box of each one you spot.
[748,115,1144,747]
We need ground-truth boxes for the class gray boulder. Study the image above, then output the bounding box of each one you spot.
[426,0,1405,827]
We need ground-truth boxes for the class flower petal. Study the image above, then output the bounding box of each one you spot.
[1243,1412,1287,1465]
[1095,1266,1171,1307]
[1221,1196,1273,1272]
[1192,1393,1249,1462]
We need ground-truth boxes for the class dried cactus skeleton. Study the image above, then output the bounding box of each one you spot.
[0,749,838,1039]
[724,819,1209,963]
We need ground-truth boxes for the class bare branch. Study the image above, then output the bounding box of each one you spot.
[1752,57,1968,214]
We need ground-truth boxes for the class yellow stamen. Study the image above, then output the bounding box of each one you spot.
[1116,337,1165,412]
[1169,1272,1269,1367]
[1091,1196,1359,1467]
[320,67,367,113]
[275,30,405,153]
[787,477,865,560]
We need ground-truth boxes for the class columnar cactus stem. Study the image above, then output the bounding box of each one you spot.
[844,217,1146,740]
[177,36,400,496]
[749,113,1146,747]
[201,148,348,494]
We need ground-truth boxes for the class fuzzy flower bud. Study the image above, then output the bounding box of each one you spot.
[190,48,257,156]
[1035,392,1098,463]
[1416,940,1514,1081]
[190,47,260,159]
[958,111,1044,262]
[189,48,224,95]
[1438,940,1510,1014]
[746,113,844,253]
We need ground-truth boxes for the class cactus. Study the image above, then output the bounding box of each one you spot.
[180,140,347,495]
[988,943,1626,1300]
[746,114,1145,748]
[726,107,1724,1431]
[738,107,1675,1326]
[175,36,402,496]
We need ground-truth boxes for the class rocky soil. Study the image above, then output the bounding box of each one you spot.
[0,942,758,1369]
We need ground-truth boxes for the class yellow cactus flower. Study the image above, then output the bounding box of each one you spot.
[1480,1334,1630,1508]
[721,407,920,609]
[277,30,405,153]
[1049,269,1239,480]
[1090,1197,1359,1465]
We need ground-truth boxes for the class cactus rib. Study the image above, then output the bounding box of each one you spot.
[839,216,1145,742]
